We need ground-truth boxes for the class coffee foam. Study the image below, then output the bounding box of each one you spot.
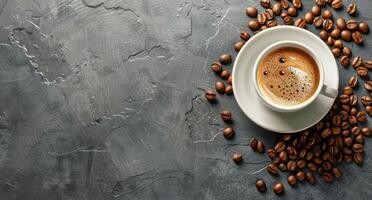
[257,47,320,106]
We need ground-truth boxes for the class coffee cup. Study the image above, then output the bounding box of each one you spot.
[252,40,338,113]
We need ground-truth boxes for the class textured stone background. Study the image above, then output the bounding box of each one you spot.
[0,0,372,199]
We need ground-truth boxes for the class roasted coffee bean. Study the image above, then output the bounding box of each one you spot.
[323,160,332,171]
[267,148,276,159]
[330,29,341,39]
[326,36,335,46]
[358,22,369,34]
[322,172,333,182]
[260,0,270,8]
[267,20,277,27]
[350,107,358,116]
[330,48,341,58]
[304,12,314,24]
[344,154,353,162]
[279,151,288,162]
[215,81,225,93]
[341,122,349,131]
[341,30,352,41]
[364,60,372,69]
[366,106,372,116]
[273,182,284,195]
[343,86,353,95]
[352,31,363,45]
[257,141,265,153]
[315,0,326,7]
[364,81,372,91]
[219,54,232,65]
[267,163,279,175]
[340,110,349,121]
[352,56,363,68]
[248,20,260,30]
[346,20,358,30]
[321,128,332,138]
[260,25,268,31]
[265,9,274,20]
[223,127,234,139]
[354,153,363,165]
[221,110,232,121]
[340,94,350,104]
[319,30,329,41]
[352,126,361,136]
[313,17,324,28]
[332,114,341,126]
[225,85,233,95]
[344,137,353,146]
[257,13,267,25]
[349,116,357,125]
[240,32,250,41]
[281,0,289,9]
[343,47,352,57]
[220,70,230,79]
[306,172,316,185]
[281,134,291,141]
[295,159,306,169]
[211,62,223,74]
[293,0,302,9]
[274,141,286,153]
[334,40,343,48]
[287,160,297,171]
[311,5,321,16]
[361,127,371,136]
[356,66,368,77]
[234,41,245,52]
[295,18,306,28]
[288,7,297,17]
[361,96,372,106]
[307,162,317,172]
[356,111,367,122]
[347,3,357,15]
[306,151,314,161]
[287,175,297,186]
[323,19,333,31]
[352,143,363,153]
[331,0,343,10]
[245,6,258,17]
[281,15,292,25]
[233,152,242,163]
[331,167,342,178]
[205,89,217,102]
[322,10,332,19]
[350,94,358,106]
[313,157,323,165]
[340,56,351,67]
[256,179,266,192]
[343,146,353,155]
[278,163,287,171]
[250,138,258,150]
[272,3,282,16]
[336,18,346,30]
[355,134,364,144]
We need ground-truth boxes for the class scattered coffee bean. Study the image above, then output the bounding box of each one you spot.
[278,163,287,171]
[272,3,282,16]
[344,137,353,146]
[288,7,298,17]
[257,141,265,153]
[358,22,369,34]
[248,20,260,30]
[287,160,297,171]
[257,13,267,25]
[205,89,217,102]
[220,70,230,79]
[215,81,225,93]
[352,56,363,68]
[245,6,258,17]
[219,54,232,65]
[281,0,289,9]
[347,3,357,15]
[274,141,286,153]
[265,9,274,20]
[223,127,234,139]
[364,60,372,69]
[352,143,363,153]
[306,172,316,185]
[366,106,372,116]
[273,182,284,195]
[349,115,357,125]
[267,148,276,159]
[323,19,333,31]
[296,171,305,181]
[225,85,233,95]
[260,0,270,8]
[267,163,279,175]
[342,47,352,57]
[293,0,302,9]
[350,94,358,106]
[331,167,342,178]
[234,41,245,52]
[287,175,297,186]
[221,110,232,121]
[330,29,341,39]
[332,48,341,57]
[240,32,250,41]
[334,40,343,48]
[267,20,277,27]
[295,18,306,28]
[352,126,361,136]
[326,36,335,46]
[315,0,326,7]
[322,172,333,182]
[211,62,223,74]
[364,81,372,91]
[227,75,232,85]
[351,107,359,116]
[355,134,364,144]
[340,55,349,67]
[346,20,358,30]
[250,138,258,150]
[352,31,363,45]
[361,127,371,136]
[311,5,321,16]
[336,18,346,30]
[322,10,332,19]
[313,16,324,28]
[356,66,368,77]
[348,76,358,88]
[320,30,329,41]
[341,30,352,41]
[305,12,314,24]
[256,179,266,193]
[361,96,372,106]
[356,111,367,122]
[354,153,363,165]
[233,152,242,164]
[331,0,343,10]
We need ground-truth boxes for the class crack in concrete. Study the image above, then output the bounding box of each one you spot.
[47,146,107,156]
[0,0,8,16]
[123,45,163,63]
[80,0,140,17]
[184,94,201,116]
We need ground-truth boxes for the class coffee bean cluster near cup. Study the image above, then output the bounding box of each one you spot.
[257,47,320,106]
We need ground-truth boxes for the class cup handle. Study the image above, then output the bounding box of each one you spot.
[320,85,338,99]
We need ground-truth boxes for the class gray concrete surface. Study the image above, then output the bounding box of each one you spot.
[0,0,371,199]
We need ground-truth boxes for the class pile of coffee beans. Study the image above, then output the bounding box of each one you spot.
[202,0,371,195]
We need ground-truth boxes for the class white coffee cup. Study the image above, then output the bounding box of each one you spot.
[252,40,338,113]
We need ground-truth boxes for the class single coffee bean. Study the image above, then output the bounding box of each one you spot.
[361,96,372,106]
[322,10,332,19]
[219,54,232,65]
[350,94,358,106]
[287,160,297,171]
[330,29,341,39]
[342,104,351,112]
[274,141,286,153]
[340,55,349,67]
[233,152,242,163]
[352,143,363,153]
[267,163,279,175]
[304,12,314,24]
[283,15,293,25]
[306,172,316,185]
[215,81,225,93]
[234,41,245,52]
[223,127,234,139]
[315,0,326,7]
[260,0,270,8]
[220,70,230,79]
[350,107,358,116]
[358,22,369,34]
[307,162,317,172]
[356,66,368,77]
[245,6,258,17]
[347,3,357,15]
[287,175,297,186]
[313,17,324,28]
[228,76,233,86]
[354,153,363,165]
[343,147,353,155]
[293,0,302,9]
[323,160,332,171]
[250,138,258,150]
[288,7,297,17]
[295,171,305,181]
[352,126,361,136]
[364,81,372,91]
[211,62,223,74]
[220,110,232,121]
[313,157,323,165]
[344,137,353,146]
[331,0,343,10]
[272,3,282,16]
[346,20,358,30]
[321,128,332,138]
[320,30,329,41]
[256,141,265,153]
[279,151,288,162]
[265,9,274,20]
[341,30,352,41]
[248,20,260,30]
[332,48,341,57]
[361,127,371,136]
[257,13,267,25]
[342,47,352,57]
[322,172,333,182]
[281,134,291,141]
[278,163,288,172]
[356,111,367,122]
[296,159,306,169]
[331,167,342,178]
[266,20,277,27]
[352,31,363,45]
[273,182,284,195]
[336,18,346,30]
[260,25,268,31]
[349,116,357,125]
[323,19,333,31]
[348,76,358,88]
[332,114,341,126]
[342,129,351,137]
[205,89,217,102]
[281,0,289,9]
[366,106,372,116]
[295,18,306,28]
[225,85,233,95]
[326,36,335,46]
[240,32,250,41]
[334,40,343,48]
[355,134,364,144]
[311,5,321,16]
[267,148,276,159]
[352,56,363,68]
[364,60,372,69]
[256,179,266,193]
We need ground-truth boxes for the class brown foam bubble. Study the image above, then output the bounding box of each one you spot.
[257,47,320,106]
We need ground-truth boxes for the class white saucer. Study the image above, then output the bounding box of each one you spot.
[232,26,339,133]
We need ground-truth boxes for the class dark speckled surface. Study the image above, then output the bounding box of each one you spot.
[0,0,372,199]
